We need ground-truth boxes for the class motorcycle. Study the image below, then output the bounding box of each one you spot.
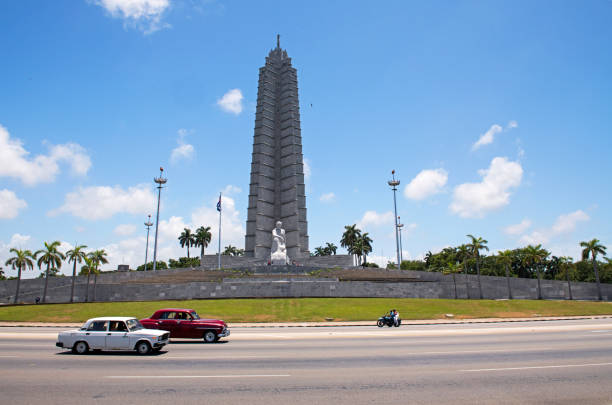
[377,314,401,327]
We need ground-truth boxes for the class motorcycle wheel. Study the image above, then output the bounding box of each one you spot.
[377,320,384,327]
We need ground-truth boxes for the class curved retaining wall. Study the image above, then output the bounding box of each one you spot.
[0,268,610,304]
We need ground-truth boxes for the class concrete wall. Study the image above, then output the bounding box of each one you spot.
[1,269,610,304]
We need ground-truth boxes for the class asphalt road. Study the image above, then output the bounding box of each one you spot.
[1,319,612,404]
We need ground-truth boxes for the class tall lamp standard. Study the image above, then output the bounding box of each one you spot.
[152,167,167,271]
[397,217,404,266]
[387,170,401,269]
[144,214,153,271]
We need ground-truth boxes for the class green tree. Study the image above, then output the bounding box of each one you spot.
[558,256,575,300]
[523,244,549,300]
[66,244,88,303]
[178,228,195,259]
[325,242,337,255]
[194,226,212,266]
[88,249,108,302]
[497,250,514,299]
[340,224,361,266]
[313,246,327,257]
[136,261,167,271]
[222,245,244,256]
[580,238,607,301]
[443,261,462,299]
[5,248,35,304]
[457,244,471,299]
[359,233,373,266]
[466,235,488,299]
[35,241,65,303]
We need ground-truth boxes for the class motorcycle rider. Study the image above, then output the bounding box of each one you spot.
[393,309,400,326]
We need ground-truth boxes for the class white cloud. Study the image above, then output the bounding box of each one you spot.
[217,89,243,115]
[450,157,523,218]
[519,210,590,245]
[222,185,242,196]
[503,219,532,235]
[472,124,502,150]
[170,128,195,163]
[357,210,394,229]
[319,192,335,202]
[404,168,448,200]
[114,224,137,236]
[507,120,518,130]
[93,0,170,33]
[50,184,156,220]
[303,158,311,181]
[0,124,91,186]
[0,189,27,219]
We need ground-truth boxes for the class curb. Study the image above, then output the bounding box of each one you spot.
[1,315,611,329]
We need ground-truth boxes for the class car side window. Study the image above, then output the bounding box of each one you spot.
[158,312,169,319]
[109,321,127,332]
[166,312,177,319]
[87,321,108,331]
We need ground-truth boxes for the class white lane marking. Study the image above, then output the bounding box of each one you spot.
[591,330,612,333]
[461,362,612,372]
[0,355,18,358]
[162,355,264,360]
[106,374,290,379]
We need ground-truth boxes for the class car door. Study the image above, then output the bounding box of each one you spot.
[157,311,180,337]
[176,312,196,338]
[105,321,131,350]
[84,320,108,349]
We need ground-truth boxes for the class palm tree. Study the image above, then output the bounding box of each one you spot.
[325,242,337,255]
[35,241,65,303]
[457,244,471,299]
[82,256,94,302]
[194,226,212,266]
[443,261,462,299]
[558,256,574,300]
[497,250,514,299]
[223,245,243,256]
[88,249,108,302]
[340,224,361,266]
[313,247,326,256]
[178,228,195,259]
[466,235,488,299]
[580,238,607,301]
[523,244,549,300]
[360,233,373,265]
[5,249,35,304]
[66,244,87,303]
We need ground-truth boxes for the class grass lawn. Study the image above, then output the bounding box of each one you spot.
[0,298,611,323]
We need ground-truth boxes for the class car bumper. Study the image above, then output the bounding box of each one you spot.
[218,328,230,338]
[56,342,63,348]
[154,342,167,349]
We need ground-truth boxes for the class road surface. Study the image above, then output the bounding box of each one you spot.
[1,318,612,404]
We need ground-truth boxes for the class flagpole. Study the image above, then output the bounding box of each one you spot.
[217,192,222,270]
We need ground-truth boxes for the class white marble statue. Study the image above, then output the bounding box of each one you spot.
[270,221,290,265]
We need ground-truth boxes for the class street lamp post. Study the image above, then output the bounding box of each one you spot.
[144,214,153,271]
[397,217,404,266]
[388,170,401,269]
[152,167,167,271]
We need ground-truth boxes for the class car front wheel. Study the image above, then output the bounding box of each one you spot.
[203,331,217,343]
[136,341,151,355]
[72,341,89,354]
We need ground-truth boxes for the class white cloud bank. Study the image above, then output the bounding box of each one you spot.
[450,157,523,218]
[404,168,448,200]
[170,129,195,163]
[319,192,335,202]
[50,184,157,220]
[503,219,532,235]
[357,211,394,229]
[519,210,590,245]
[0,189,27,219]
[0,124,91,186]
[217,89,243,115]
[93,0,170,33]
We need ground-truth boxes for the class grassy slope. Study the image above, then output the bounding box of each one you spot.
[0,298,611,323]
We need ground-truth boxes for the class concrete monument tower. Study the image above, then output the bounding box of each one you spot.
[245,36,309,260]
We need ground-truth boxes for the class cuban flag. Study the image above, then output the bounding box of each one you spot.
[216,195,222,212]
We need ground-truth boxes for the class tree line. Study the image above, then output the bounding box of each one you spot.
[4,241,108,304]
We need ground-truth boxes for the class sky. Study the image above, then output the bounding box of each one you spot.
[1,0,611,278]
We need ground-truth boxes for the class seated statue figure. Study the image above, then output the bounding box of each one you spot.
[270,221,290,265]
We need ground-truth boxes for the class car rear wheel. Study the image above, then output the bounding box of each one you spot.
[72,341,89,354]
[136,341,151,355]
[203,330,217,343]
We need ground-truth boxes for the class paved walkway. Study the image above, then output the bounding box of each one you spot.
[1,315,611,328]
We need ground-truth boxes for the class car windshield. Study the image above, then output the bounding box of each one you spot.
[190,311,200,320]
[126,319,144,331]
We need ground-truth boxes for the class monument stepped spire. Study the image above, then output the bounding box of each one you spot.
[245,38,309,260]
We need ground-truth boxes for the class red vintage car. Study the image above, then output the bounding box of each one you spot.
[140,308,230,343]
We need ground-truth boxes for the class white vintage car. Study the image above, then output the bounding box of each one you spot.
[56,316,170,355]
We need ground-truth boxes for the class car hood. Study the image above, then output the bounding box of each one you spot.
[129,328,169,337]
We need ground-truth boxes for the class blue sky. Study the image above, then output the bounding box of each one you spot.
[1,0,611,277]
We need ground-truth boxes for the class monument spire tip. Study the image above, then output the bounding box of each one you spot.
[277,34,280,48]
